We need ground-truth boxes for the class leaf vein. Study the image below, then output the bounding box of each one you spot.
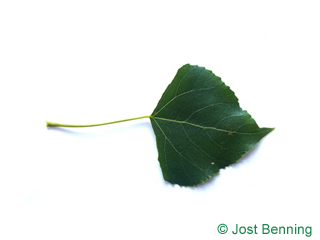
[214,113,245,129]
[153,86,219,116]
[175,66,192,96]
[184,103,227,122]
[151,116,267,135]
[152,119,210,178]
[180,124,215,162]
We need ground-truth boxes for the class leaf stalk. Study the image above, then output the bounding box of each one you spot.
[46,115,151,128]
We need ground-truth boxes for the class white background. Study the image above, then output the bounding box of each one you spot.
[1,1,319,239]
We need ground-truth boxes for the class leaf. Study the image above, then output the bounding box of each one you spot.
[150,64,273,186]
[46,63,273,187]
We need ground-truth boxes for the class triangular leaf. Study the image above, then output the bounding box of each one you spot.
[150,64,273,186]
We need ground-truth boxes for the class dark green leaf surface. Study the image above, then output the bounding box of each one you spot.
[150,64,273,186]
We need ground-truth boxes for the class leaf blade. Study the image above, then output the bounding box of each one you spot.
[151,64,273,186]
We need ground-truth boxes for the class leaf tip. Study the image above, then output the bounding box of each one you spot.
[267,127,275,133]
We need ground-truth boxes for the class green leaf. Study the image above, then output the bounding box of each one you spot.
[150,64,273,186]
[46,63,273,187]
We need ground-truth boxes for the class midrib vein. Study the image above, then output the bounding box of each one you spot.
[151,116,229,133]
[150,116,268,135]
